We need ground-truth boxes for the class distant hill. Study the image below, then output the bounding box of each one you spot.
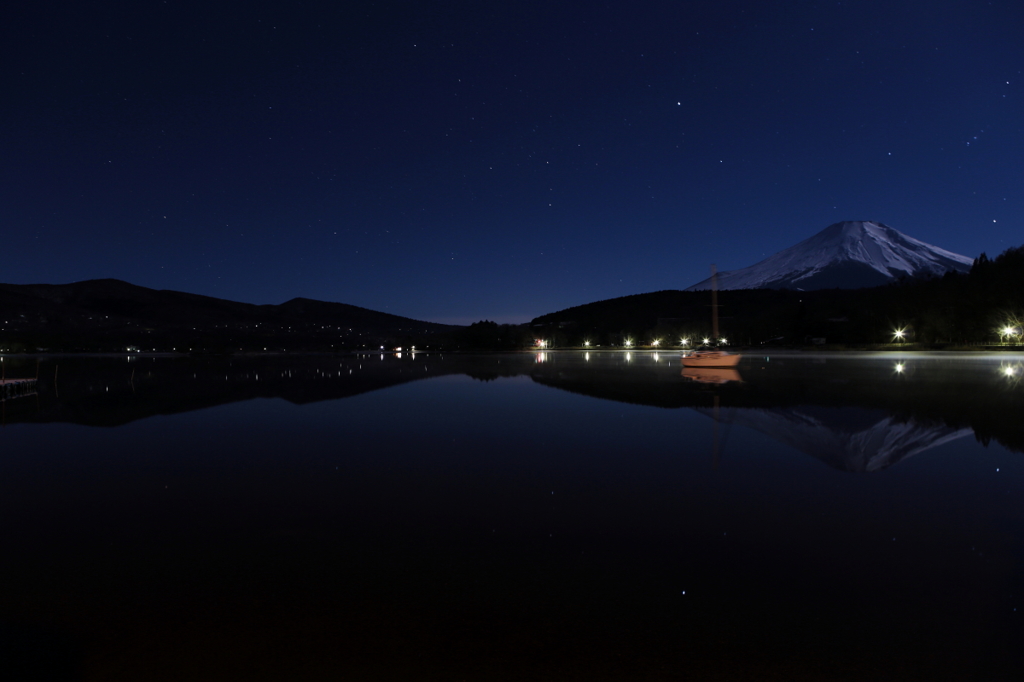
[686,221,973,291]
[0,279,459,352]
[529,288,807,346]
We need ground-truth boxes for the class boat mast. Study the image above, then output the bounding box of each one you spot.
[710,263,719,342]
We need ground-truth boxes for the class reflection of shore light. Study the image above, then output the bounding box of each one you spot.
[652,353,660,362]
[535,353,548,363]
[625,353,632,362]
[585,352,590,362]
[1001,362,1024,385]
[895,363,905,373]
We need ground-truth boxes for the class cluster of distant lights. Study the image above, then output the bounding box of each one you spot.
[534,327,1022,384]
[537,337,726,349]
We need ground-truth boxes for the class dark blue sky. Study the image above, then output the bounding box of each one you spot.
[3,1,1022,323]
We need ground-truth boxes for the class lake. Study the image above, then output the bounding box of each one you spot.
[1,351,1022,680]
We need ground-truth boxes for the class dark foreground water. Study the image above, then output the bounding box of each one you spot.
[1,351,1022,680]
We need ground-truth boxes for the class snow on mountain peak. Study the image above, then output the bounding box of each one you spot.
[686,221,974,291]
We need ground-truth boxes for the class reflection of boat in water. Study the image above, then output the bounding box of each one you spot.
[681,366,742,384]
[682,264,742,368]
[681,351,742,368]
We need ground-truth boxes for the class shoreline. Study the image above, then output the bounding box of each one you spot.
[2,345,1024,359]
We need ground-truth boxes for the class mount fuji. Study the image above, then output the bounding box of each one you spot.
[686,221,974,291]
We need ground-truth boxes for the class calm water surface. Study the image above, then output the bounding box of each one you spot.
[1,351,1022,680]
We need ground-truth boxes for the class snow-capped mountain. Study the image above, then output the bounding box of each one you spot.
[686,220,974,291]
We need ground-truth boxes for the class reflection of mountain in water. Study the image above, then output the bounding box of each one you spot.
[2,352,1021,471]
[526,353,1024,460]
[0,354,481,427]
[693,405,971,472]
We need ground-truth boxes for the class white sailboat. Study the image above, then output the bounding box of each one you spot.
[682,264,742,368]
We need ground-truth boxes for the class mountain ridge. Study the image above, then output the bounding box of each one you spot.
[686,221,973,291]
[0,278,459,351]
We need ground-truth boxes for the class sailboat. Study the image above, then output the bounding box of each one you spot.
[682,264,742,368]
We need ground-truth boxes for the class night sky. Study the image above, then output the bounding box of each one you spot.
[4,1,1022,324]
